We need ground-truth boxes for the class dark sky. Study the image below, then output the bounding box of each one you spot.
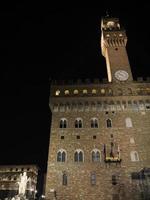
[1,4,150,174]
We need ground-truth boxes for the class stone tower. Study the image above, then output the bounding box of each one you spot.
[45,16,150,200]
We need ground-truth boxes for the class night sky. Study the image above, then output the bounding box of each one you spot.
[1,4,150,174]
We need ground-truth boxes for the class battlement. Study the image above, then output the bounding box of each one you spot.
[50,77,150,86]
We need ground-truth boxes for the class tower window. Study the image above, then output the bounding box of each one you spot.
[91,118,98,128]
[106,119,112,128]
[74,150,84,162]
[76,135,80,139]
[125,117,132,128]
[93,135,96,139]
[91,172,96,185]
[62,173,67,186]
[60,118,67,128]
[92,149,101,162]
[75,118,83,128]
[57,150,66,162]
[130,151,139,162]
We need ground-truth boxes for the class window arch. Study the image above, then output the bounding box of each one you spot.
[130,151,139,162]
[57,149,66,162]
[125,117,132,128]
[60,118,67,128]
[106,119,112,128]
[75,118,83,128]
[62,172,67,186]
[91,118,98,128]
[74,149,84,162]
[92,149,101,162]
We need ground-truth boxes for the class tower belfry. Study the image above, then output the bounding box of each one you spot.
[101,17,133,82]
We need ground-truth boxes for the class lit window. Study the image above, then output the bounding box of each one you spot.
[74,150,84,162]
[57,150,66,162]
[55,90,60,96]
[91,118,98,128]
[83,89,88,94]
[75,118,83,128]
[119,33,123,37]
[92,149,101,162]
[130,151,139,162]
[91,172,96,185]
[101,89,105,94]
[60,118,67,128]
[125,117,132,128]
[92,89,97,94]
[62,172,67,186]
[64,90,69,95]
[106,119,112,128]
[74,89,79,94]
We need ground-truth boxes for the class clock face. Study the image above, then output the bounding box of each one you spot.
[115,70,129,81]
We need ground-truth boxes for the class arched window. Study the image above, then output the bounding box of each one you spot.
[55,90,60,96]
[75,118,83,128]
[125,117,132,128]
[92,149,101,162]
[74,150,84,162]
[101,88,105,95]
[60,118,67,128]
[57,150,66,162]
[64,90,69,95]
[92,89,97,94]
[83,89,88,94]
[62,172,67,185]
[91,172,96,185]
[106,119,112,128]
[91,118,98,128]
[74,89,79,94]
[130,151,139,162]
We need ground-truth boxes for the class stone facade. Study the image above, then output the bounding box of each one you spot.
[0,165,38,199]
[45,16,150,200]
